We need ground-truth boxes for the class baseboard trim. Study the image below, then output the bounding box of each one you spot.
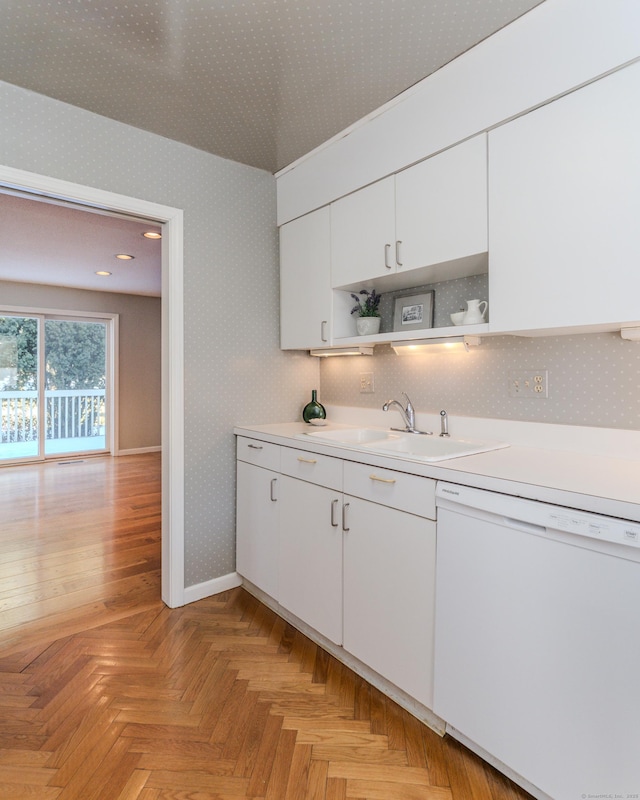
[117,446,162,456]
[183,572,242,605]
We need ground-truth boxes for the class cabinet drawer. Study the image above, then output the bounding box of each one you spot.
[236,436,280,471]
[344,461,435,519]
[280,446,342,491]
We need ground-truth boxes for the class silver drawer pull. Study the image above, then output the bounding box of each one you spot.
[248,444,263,450]
[384,243,393,269]
[395,240,403,267]
[342,501,350,532]
[270,478,278,502]
[297,456,318,464]
[369,474,396,484]
[330,498,339,527]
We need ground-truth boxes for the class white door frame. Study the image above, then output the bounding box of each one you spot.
[0,164,185,608]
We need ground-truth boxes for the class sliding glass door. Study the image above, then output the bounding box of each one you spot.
[44,318,107,456]
[1,313,110,463]
[0,314,39,460]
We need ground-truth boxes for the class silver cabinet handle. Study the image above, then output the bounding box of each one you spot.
[384,243,393,269]
[369,474,397,484]
[342,501,350,532]
[270,477,278,502]
[331,498,339,527]
[248,443,263,450]
[395,240,403,267]
[321,320,328,342]
[297,456,317,464]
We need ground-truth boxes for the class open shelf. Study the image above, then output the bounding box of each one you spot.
[332,322,490,347]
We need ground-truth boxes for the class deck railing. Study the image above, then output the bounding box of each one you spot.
[0,389,106,443]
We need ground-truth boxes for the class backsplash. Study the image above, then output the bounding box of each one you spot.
[319,331,640,431]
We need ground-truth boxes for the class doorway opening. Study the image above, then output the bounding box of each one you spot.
[0,164,185,608]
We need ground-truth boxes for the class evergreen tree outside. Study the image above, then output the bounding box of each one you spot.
[0,317,106,391]
[0,315,37,390]
[45,320,106,390]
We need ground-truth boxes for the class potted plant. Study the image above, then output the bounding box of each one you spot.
[351,289,382,336]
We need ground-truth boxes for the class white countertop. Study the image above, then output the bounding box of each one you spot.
[233,419,640,523]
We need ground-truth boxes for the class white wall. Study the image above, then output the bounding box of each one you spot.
[0,81,318,588]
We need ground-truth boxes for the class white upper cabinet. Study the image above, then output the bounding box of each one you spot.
[489,62,640,334]
[331,135,488,291]
[330,176,396,287]
[280,206,332,349]
[395,135,487,273]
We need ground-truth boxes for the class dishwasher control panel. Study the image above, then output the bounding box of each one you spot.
[547,511,640,547]
[436,482,640,550]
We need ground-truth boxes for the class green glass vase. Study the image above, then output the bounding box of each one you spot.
[302,389,326,423]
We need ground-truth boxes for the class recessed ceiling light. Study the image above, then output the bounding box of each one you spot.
[142,231,162,239]
[115,253,135,260]
[96,271,112,276]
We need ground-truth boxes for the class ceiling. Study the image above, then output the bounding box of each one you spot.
[0,193,162,297]
[0,0,544,174]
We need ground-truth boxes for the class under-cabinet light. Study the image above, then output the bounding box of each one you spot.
[309,347,374,357]
[391,336,482,355]
[620,327,640,341]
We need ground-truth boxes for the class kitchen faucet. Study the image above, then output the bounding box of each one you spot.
[382,392,432,435]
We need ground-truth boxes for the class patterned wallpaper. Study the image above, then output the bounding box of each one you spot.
[0,80,318,588]
[320,331,640,431]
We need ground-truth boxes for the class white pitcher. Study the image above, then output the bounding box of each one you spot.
[462,299,488,325]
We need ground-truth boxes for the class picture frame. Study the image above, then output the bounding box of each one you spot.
[393,291,435,332]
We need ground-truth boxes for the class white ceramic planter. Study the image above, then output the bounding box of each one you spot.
[356,317,381,336]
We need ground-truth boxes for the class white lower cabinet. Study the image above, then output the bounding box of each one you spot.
[236,436,437,710]
[343,497,436,708]
[279,475,343,644]
[236,439,281,600]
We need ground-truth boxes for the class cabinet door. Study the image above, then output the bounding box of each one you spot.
[331,176,396,288]
[236,460,279,600]
[395,135,488,272]
[343,497,436,708]
[489,62,640,333]
[280,206,332,349]
[279,475,343,644]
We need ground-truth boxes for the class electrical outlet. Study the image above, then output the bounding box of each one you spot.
[359,372,374,393]
[509,370,548,398]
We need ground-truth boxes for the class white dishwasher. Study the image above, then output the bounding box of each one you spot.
[434,482,640,800]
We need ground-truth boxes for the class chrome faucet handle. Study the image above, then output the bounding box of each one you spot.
[440,409,450,437]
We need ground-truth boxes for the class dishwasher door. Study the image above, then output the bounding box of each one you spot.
[434,483,640,800]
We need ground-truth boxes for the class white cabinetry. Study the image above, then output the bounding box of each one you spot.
[278,448,343,644]
[280,206,332,349]
[236,438,280,599]
[331,135,488,291]
[330,177,396,286]
[342,462,436,708]
[235,436,438,709]
[489,62,640,334]
[395,135,487,281]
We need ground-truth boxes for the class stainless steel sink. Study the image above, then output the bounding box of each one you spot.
[296,427,508,462]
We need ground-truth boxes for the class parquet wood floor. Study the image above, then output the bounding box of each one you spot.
[0,454,535,799]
